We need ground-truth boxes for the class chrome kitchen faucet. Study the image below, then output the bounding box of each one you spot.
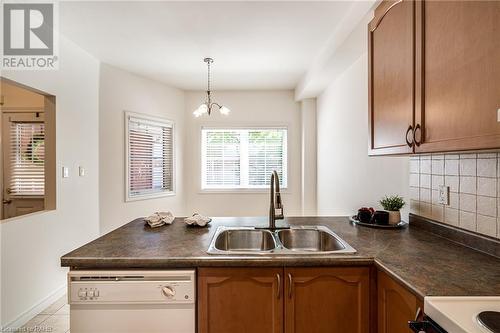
[269,170,285,229]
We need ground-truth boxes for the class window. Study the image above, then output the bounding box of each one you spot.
[1,81,56,220]
[125,112,174,201]
[9,121,45,196]
[201,128,287,190]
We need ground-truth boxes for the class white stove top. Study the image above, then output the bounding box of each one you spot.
[425,297,500,333]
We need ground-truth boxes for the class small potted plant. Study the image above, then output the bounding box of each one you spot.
[379,195,405,225]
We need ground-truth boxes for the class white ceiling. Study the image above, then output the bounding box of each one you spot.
[60,1,371,91]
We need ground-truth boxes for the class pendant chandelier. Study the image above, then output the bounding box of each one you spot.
[193,58,230,117]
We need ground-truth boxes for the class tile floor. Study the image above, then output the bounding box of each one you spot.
[21,294,70,333]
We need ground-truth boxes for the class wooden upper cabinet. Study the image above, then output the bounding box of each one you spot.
[198,267,283,333]
[377,270,423,333]
[414,0,500,152]
[369,0,415,155]
[285,267,370,333]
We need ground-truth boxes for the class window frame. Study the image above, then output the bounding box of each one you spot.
[200,126,289,193]
[6,112,46,198]
[124,111,176,202]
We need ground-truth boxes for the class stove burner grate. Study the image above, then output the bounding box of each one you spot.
[477,311,500,333]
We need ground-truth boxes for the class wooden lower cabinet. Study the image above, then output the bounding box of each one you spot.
[197,267,283,333]
[377,270,423,333]
[285,267,371,333]
[198,267,371,333]
[197,267,427,332]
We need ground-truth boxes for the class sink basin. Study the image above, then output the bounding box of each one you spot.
[213,229,276,252]
[277,228,346,252]
[207,226,356,255]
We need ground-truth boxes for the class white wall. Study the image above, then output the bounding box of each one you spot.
[184,90,302,217]
[316,51,409,218]
[314,10,409,217]
[300,99,317,215]
[1,36,100,327]
[99,64,187,234]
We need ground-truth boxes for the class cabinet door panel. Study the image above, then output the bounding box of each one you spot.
[377,270,422,333]
[285,267,370,333]
[416,0,500,152]
[369,0,415,155]
[198,267,283,333]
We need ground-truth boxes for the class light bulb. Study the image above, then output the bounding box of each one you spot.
[193,104,208,117]
[219,105,231,115]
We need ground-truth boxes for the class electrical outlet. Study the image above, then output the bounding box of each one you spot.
[62,166,69,178]
[79,166,85,177]
[438,185,449,205]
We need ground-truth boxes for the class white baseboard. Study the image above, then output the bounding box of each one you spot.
[3,284,66,329]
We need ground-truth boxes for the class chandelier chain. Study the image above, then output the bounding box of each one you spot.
[207,60,211,93]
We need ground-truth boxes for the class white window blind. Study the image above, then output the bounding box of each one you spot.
[126,113,174,200]
[9,122,45,196]
[202,128,287,189]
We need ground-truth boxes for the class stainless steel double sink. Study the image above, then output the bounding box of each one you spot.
[207,225,356,255]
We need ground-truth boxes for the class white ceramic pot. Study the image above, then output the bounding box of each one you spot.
[388,210,401,225]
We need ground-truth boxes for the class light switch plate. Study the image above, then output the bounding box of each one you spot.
[79,166,85,177]
[62,167,69,178]
[497,108,500,122]
[438,185,449,205]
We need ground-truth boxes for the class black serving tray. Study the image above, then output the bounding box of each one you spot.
[349,216,408,229]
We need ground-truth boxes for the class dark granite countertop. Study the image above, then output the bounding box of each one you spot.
[61,216,500,299]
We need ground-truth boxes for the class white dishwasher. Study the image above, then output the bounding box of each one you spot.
[68,270,195,333]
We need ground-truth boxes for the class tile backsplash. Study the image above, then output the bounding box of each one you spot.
[409,153,500,239]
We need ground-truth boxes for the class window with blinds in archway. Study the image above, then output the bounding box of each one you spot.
[9,122,45,196]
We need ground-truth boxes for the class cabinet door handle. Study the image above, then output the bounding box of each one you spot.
[415,307,422,321]
[405,125,414,148]
[288,273,293,298]
[276,274,281,299]
[413,124,421,147]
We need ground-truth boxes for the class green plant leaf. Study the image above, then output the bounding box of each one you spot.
[379,195,406,211]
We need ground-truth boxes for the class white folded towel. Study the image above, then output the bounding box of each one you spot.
[184,213,211,227]
[145,211,175,228]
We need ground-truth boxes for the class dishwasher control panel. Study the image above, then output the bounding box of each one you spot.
[76,287,100,300]
[68,270,195,305]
